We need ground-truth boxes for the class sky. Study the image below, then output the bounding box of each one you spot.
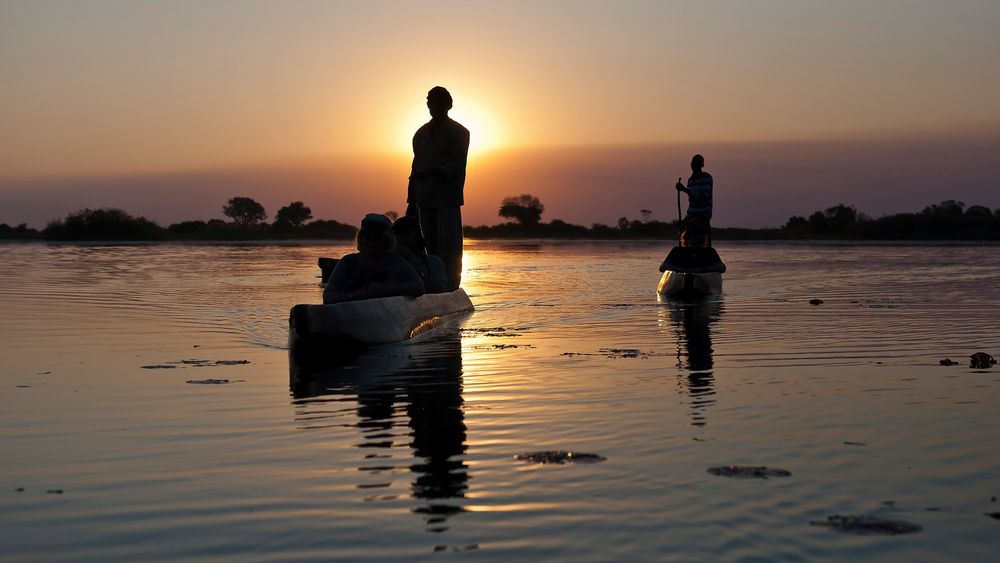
[1,0,999,228]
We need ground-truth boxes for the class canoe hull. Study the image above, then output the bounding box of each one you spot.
[289,289,474,349]
[657,270,722,299]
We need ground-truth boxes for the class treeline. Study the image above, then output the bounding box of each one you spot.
[779,201,1000,240]
[1,197,358,241]
[3,196,999,241]
[466,197,1000,240]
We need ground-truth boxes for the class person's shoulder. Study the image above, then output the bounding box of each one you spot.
[448,118,470,135]
[395,248,419,265]
[389,253,418,270]
[414,121,435,136]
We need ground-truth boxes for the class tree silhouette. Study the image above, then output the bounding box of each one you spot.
[274,201,313,228]
[498,194,544,225]
[223,197,267,227]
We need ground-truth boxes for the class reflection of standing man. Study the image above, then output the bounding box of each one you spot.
[406,86,470,291]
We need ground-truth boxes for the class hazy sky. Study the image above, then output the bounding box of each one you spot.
[2,0,999,227]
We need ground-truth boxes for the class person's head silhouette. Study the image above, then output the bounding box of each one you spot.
[691,154,705,173]
[426,86,452,120]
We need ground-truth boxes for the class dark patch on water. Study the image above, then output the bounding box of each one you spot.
[970,352,996,369]
[185,379,244,385]
[939,358,959,366]
[461,327,528,338]
[809,299,824,305]
[434,544,479,553]
[46,489,64,494]
[809,514,922,535]
[843,441,867,446]
[986,512,1000,520]
[14,487,25,493]
[471,344,534,350]
[144,359,251,370]
[561,348,663,359]
[514,451,607,465]
[852,298,924,309]
[707,465,792,479]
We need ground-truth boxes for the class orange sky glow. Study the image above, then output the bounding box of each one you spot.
[2,1,999,227]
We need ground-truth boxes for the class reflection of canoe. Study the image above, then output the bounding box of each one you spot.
[289,289,474,349]
[656,247,725,299]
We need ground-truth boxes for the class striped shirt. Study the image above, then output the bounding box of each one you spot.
[685,172,713,219]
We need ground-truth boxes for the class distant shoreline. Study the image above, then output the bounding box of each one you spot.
[2,198,997,242]
[4,237,999,247]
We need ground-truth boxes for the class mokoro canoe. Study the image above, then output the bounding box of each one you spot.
[656,246,726,299]
[289,289,474,349]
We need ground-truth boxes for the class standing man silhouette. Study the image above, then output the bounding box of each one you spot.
[406,86,470,291]
[675,154,713,247]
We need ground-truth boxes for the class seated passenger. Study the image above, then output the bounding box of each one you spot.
[391,215,448,294]
[323,214,425,304]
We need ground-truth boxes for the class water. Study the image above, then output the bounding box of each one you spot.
[1,241,999,561]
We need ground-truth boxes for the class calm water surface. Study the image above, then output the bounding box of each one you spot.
[2,241,999,561]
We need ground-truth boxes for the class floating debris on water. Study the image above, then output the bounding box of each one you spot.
[707,465,792,479]
[435,545,479,553]
[514,451,607,465]
[852,298,921,309]
[36,371,51,375]
[970,353,996,369]
[809,514,923,535]
[472,344,534,350]
[939,358,958,366]
[46,489,64,494]
[809,299,824,305]
[843,441,867,447]
[561,349,663,359]
[461,327,526,338]
[14,487,25,493]
[143,359,251,370]
[986,512,1000,520]
[16,385,31,388]
[185,379,244,385]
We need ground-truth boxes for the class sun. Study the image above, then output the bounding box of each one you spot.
[396,98,503,159]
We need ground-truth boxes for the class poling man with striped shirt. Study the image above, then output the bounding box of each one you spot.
[675,154,713,247]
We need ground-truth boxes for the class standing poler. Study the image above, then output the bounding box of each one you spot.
[675,154,713,247]
[406,86,471,291]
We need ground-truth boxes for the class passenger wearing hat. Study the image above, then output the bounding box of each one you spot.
[323,214,425,304]
[392,215,447,294]
[406,86,470,291]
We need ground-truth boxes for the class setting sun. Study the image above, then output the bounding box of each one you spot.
[396,97,504,159]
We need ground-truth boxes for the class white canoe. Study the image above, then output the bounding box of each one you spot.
[656,270,723,299]
[289,289,474,348]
